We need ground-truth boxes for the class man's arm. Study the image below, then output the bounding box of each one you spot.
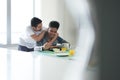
[48,33,59,44]
[48,36,69,49]
[57,36,68,43]
[31,30,46,41]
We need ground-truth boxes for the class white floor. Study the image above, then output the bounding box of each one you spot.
[0,44,18,50]
[0,45,99,80]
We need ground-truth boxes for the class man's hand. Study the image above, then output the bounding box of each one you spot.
[54,33,59,38]
[43,42,52,50]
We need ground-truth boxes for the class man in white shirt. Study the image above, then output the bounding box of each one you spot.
[18,17,46,52]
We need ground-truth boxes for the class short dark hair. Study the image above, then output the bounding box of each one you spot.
[49,21,60,29]
[31,17,42,27]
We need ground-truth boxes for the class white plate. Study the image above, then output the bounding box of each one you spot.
[54,53,69,57]
[54,51,66,53]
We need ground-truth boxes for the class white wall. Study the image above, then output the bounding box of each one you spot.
[41,0,79,48]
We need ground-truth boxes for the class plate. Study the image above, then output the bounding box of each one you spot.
[54,53,69,57]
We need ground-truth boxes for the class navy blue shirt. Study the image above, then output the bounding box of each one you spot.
[36,32,68,46]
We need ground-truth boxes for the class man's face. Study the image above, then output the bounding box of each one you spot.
[36,23,43,31]
[48,27,58,38]
[33,23,42,31]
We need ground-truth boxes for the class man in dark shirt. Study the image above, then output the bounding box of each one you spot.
[36,21,69,50]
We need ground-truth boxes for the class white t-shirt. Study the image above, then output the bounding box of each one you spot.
[19,26,47,48]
